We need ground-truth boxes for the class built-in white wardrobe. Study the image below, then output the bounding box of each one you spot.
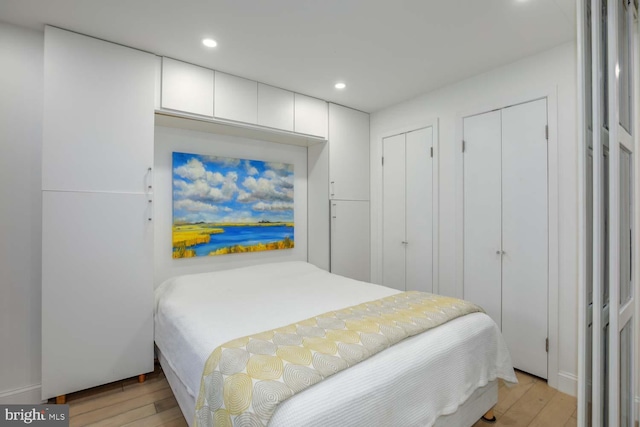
[329,104,370,282]
[307,103,370,281]
[462,98,548,379]
[382,127,435,292]
[42,27,155,399]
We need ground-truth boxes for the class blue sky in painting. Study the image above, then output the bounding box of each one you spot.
[172,152,294,224]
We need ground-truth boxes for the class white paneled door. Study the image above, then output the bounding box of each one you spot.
[463,98,548,379]
[405,128,434,292]
[463,110,503,328]
[382,134,406,291]
[42,191,154,399]
[330,200,370,282]
[382,127,435,293]
[501,99,549,379]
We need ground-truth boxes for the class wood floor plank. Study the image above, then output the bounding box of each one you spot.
[70,377,169,417]
[154,396,178,413]
[529,391,577,427]
[564,416,578,427]
[496,381,558,426]
[158,416,189,427]
[66,381,124,405]
[87,404,157,427]
[70,388,174,427]
[121,406,182,427]
[494,375,536,415]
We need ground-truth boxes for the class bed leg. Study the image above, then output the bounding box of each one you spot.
[482,409,497,423]
[55,395,66,404]
[138,374,146,383]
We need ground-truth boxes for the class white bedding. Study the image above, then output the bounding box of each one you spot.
[154,261,516,426]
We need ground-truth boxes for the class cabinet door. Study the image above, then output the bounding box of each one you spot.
[42,191,154,399]
[294,94,328,138]
[382,134,406,291]
[258,84,294,131]
[405,127,433,293]
[463,110,502,327]
[161,57,214,117]
[214,72,258,124]
[501,98,548,379]
[43,27,155,193]
[329,104,370,201]
[330,200,370,282]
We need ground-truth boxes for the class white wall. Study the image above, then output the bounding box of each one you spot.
[0,22,43,404]
[154,126,308,285]
[370,41,578,395]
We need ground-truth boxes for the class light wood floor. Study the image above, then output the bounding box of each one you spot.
[64,365,576,427]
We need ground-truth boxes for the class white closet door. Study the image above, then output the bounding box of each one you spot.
[382,134,406,291]
[43,27,155,193]
[42,191,154,398]
[463,111,502,327]
[330,200,370,282]
[501,98,548,379]
[329,104,370,201]
[405,128,433,293]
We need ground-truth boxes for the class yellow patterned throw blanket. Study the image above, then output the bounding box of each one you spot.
[194,291,483,427]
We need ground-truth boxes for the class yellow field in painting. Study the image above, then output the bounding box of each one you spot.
[172,223,294,258]
[209,236,294,256]
[172,225,224,259]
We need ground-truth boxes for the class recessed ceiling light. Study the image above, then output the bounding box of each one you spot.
[335,82,346,89]
[202,38,218,48]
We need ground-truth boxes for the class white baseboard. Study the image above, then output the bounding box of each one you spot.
[0,384,42,404]
[557,371,578,397]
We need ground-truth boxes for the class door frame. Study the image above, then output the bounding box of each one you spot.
[454,90,561,392]
[376,119,440,294]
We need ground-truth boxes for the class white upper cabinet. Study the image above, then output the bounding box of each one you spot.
[258,83,294,131]
[329,104,370,201]
[214,72,258,124]
[161,57,214,117]
[43,26,155,193]
[154,55,162,110]
[294,94,328,138]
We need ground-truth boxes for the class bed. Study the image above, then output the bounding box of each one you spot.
[154,261,516,426]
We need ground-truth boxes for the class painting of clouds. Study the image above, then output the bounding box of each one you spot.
[172,152,294,258]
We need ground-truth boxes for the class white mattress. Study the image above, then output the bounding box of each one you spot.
[154,261,516,426]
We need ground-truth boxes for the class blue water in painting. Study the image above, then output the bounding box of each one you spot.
[192,226,294,256]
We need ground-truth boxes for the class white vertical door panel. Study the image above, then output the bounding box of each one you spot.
[42,191,154,399]
[294,94,328,138]
[405,128,433,293]
[382,134,406,291]
[258,84,294,131]
[161,57,214,117]
[43,27,155,193]
[328,104,370,201]
[330,200,370,282]
[463,111,502,327]
[214,72,258,124]
[501,98,549,379]
[154,55,161,110]
[307,142,330,271]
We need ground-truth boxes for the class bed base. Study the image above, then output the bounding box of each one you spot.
[158,347,498,427]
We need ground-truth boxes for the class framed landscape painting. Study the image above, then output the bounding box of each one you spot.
[172,152,294,258]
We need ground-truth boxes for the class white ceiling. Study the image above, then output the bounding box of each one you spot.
[0,0,576,112]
